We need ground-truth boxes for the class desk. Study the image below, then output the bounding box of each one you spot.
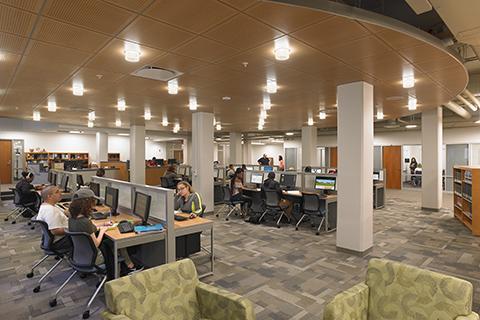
[174,213,214,279]
[373,182,385,209]
[90,208,166,279]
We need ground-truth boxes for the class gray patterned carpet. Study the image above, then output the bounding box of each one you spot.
[1,191,479,319]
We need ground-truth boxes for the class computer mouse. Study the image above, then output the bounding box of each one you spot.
[92,208,98,212]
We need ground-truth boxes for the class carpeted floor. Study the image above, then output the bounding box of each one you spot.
[1,190,479,319]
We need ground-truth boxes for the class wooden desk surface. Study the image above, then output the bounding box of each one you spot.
[89,208,144,240]
[174,213,213,229]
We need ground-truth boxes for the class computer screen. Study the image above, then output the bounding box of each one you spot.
[314,176,336,191]
[104,186,119,214]
[373,173,379,180]
[155,159,164,166]
[280,174,296,188]
[89,182,100,197]
[263,166,273,172]
[167,158,176,165]
[246,166,253,171]
[60,175,69,191]
[76,174,84,188]
[133,191,151,225]
[251,172,264,184]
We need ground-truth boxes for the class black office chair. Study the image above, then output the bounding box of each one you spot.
[217,185,244,221]
[6,189,39,225]
[50,231,107,319]
[28,220,71,293]
[160,176,177,189]
[200,204,206,217]
[296,192,326,235]
[259,190,290,228]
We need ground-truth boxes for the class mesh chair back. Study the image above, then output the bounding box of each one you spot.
[65,231,98,268]
[265,190,280,207]
[32,219,54,251]
[222,185,232,202]
[160,177,169,188]
[13,188,22,206]
[302,192,321,213]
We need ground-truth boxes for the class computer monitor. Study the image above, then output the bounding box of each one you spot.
[52,173,57,186]
[167,158,176,165]
[60,175,69,192]
[373,172,380,181]
[76,174,84,188]
[314,176,336,191]
[89,182,100,197]
[251,172,264,184]
[156,159,164,166]
[133,191,151,225]
[263,166,273,172]
[104,186,119,215]
[280,174,296,188]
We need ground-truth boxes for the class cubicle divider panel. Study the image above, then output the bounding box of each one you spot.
[303,173,318,190]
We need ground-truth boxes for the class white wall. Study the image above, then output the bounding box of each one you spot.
[249,144,284,165]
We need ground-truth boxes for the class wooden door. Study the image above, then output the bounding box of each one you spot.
[174,150,183,164]
[0,140,12,184]
[329,147,338,168]
[383,146,401,189]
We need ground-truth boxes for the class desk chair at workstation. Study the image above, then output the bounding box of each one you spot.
[5,189,40,226]
[259,190,290,228]
[76,174,84,190]
[296,192,326,235]
[216,185,245,221]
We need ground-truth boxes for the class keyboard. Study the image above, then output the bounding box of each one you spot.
[174,215,188,221]
[118,221,134,233]
[92,212,107,220]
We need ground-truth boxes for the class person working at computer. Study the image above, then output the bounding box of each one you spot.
[262,172,293,220]
[230,168,251,215]
[257,154,270,166]
[174,181,203,218]
[226,164,235,179]
[278,155,285,171]
[15,171,41,215]
[163,165,179,187]
[36,185,72,251]
[96,168,105,178]
[68,189,142,279]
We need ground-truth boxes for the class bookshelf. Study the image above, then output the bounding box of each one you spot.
[108,153,120,161]
[453,166,480,235]
[26,151,89,169]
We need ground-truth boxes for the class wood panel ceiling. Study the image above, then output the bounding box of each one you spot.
[0,0,468,133]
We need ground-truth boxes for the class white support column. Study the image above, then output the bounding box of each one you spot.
[183,137,192,165]
[229,132,242,165]
[301,126,317,167]
[422,107,443,210]
[96,132,108,163]
[337,81,374,253]
[192,112,214,213]
[244,141,253,165]
[130,125,145,184]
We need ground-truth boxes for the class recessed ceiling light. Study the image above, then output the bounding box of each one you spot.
[162,117,168,126]
[144,109,151,120]
[274,37,291,61]
[173,124,180,133]
[260,109,267,119]
[222,96,231,101]
[118,133,129,136]
[402,70,415,88]
[408,96,417,110]
[263,95,271,110]
[47,99,56,112]
[88,111,96,121]
[117,98,126,111]
[475,119,480,124]
[266,78,277,94]
[405,124,417,129]
[307,117,314,126]
[189,96,197,111]
[167,79,178,95]
[319,111,326,120]
[115,119,122,127]
[376,111,384,120]
[124,42,141,63]
[258,124,264,130]
[69,130,83,134]
[72,81,84,96]
[145,136,150,140]
[87,121,94,128]
[285,132,294,136]
[216,123,221,131]
[33,111,40,121]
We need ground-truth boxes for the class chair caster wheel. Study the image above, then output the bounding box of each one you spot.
[295,227,298,231]
[215,214,219,217]
[33,286,40,293]
[49,299,57,307]
[30,226,35,230]
[28,222,31,225]
[4,218,8,221]
[83,310,90,319]
[79,273,87,279]
[55,256,61,260]
[225,218,229,221]
[11,221,16,224]
[26,272,34,278]
[234,213,238,216]
[316,232,320,235]
[277,225,280,228]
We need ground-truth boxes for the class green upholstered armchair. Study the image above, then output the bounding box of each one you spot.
[101,258,255,320]
[324,258,479,320]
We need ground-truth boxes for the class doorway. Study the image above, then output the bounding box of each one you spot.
[173,150,184,164]
[383,145,401,189]
[0,140,12,184]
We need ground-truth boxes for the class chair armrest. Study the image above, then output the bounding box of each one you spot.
[101,311,133,320]
[323,282,369,320]
[196,282,255,320]
[456,312,480,320]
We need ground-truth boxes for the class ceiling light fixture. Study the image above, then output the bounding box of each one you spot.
[475,119,480,124]
[47,99,57,112]
[222,96,231,101]
[88,111,96,121]
[258,123,263,130]
[285,132,294,136]
[72,81,84,96]
[260,109,267,119]
[376,110,384,120]
[167,79,178,94]
[162,117,168,127]
[117,98,126,111]
[69,130,83,134]
[115,119,122,127]
[144,109,152,120]
[33,110,40,121]
[216,123,221,131]
[173,123,180,133]
[189,96,198,111]
[402,70,415,88]
[319,111,326,120]
[405,124,417,129]
[408,96,417,110]
[274,37,291,61]
[124,42,141,63]
[263,95,271,110]
[266,78,277,94]
[88,121,94,128]
[118,133,129,136]
[308,116,314,126]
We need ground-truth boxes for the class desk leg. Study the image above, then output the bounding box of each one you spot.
[325,201,329,232]
[114,241,119,279]
[210,227,214,275]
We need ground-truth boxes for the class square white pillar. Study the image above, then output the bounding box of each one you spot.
[192,112,214,213]
[96,132,108,163]
[130,125,145,184]
[422,107,443,210]
[229,132,242,164]
[337,81,374,253]
[183,137,192,165]
[301,126,317,167]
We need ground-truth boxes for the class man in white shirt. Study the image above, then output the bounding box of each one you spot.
[36,186,71,251]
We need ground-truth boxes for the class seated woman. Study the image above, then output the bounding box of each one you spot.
[68,188,142,279]
[174,181,203,217]
[230,168,252,215]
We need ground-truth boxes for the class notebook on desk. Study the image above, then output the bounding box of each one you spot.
[134,224,164,233]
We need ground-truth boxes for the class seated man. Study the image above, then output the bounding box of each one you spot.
[36,186,72,251]
[15,171,41,215]
[261,172,293,220]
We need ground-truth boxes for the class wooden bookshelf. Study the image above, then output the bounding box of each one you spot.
[453,166,480,235]
[108,153,120,161]
[26,151,89,168]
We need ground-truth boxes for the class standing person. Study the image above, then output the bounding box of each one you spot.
[230,168,251,214]
[174,181,203,217]
[257,154,270,166]
[15,171,41,215]
[409,157,418,174]
[278,155,285,171]
[226,164,235,179]
[36,186,72,251]
[261,172,293,220]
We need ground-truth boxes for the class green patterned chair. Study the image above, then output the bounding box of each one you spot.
[101,258,255,320]
[324,258,479,320]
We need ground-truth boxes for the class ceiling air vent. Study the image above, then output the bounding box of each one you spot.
[131,66,182,81]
